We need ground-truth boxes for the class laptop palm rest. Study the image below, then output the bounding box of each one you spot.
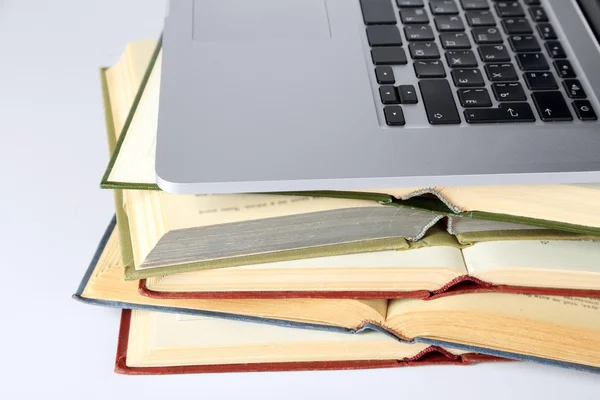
[193,0,332,42]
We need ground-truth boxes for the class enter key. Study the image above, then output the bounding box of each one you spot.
[464,103,536,123]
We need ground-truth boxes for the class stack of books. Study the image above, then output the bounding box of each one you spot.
[74,40,600,375]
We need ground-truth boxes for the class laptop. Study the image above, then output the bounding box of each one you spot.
[156,0,600,194]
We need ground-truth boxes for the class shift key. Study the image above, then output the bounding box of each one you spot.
[418,80,461,124]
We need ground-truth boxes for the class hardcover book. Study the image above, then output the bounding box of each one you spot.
[100,40,600,279]
[116,309,505,375]
[100,41,600,296]
[74,217,600,374]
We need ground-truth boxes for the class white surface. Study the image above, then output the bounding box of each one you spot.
[0,1,599,398]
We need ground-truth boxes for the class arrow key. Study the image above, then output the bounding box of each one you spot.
[398,85,419,104]
[384,106,406,126]
[375,66,395,84]
[532,91,573,122]
[379,85,399,104]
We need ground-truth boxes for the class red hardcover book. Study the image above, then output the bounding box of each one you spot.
[114,310,508,375]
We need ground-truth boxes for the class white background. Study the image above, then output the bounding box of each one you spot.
[1,0,599,398]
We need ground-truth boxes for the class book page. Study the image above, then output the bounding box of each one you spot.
[386,293,600,368]
[159,193,385,231]
[437,185,600,229]
[126,311,468,367]
[107,51,161,185]
[387,292,600,332]
[462,240,600,274]
[149,246,467,292]
[105,40,157,134]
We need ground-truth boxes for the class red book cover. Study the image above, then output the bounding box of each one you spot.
[138,277,600,300]
[114,310,509,375]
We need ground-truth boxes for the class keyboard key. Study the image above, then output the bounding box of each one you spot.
[367,25,403,46]
[398,85,419,103]
[452,68,485,86]
[529,6,548,23]
[485,63,518,81]
[360,0,397,25]
[440,32,472,49]
[414,60,447,77]
[554,60,576,78]
[516,53,549,71]
[494,2,524,18]
[524,0,541,5]
[429,1,460,15]
[501,18,533,34]
[478,44,510,62]
[404,25,435,41]
[472,27,503,44]
[419,79,461,124]
[460,0,489,10]
[464,103,536,123]
[397,85,419,104]
[380,86,400,104]
[563,79,587,99]
[384,106,406,126]
[465,10,496,27]
[509,35,540,52]
[409,42,441,59]
[573,100,598,121]
[396,0,425,7]
[446,50,478,67]
[537,23,557,40]
[371,47,408,65]
[532,91,573,121]
[458,88,492,107]
[492,82,527,101]
[434,15,465,31]
[400,8,430,24]
[545,41,566,59]
[524,71,558,90]
[375,66,395,84]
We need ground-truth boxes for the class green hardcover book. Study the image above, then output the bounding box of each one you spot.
[100,40,600,281]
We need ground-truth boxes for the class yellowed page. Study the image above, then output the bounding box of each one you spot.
[388,292,600,332]
[386,293,600,367]
[148,246,467,292]
[159,193,383,231]
[127,310,467,367]
[107,51,161,184]
[105,40,157,134]
[463,240,600,274]
[438,185,600,228]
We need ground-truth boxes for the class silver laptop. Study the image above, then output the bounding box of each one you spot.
[156,0,600,194]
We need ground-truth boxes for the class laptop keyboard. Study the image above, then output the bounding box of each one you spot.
[359,0,598,126]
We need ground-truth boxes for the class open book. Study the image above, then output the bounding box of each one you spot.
[100,40,600,279]
[117,309,504,374]
[74,220,600,373]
